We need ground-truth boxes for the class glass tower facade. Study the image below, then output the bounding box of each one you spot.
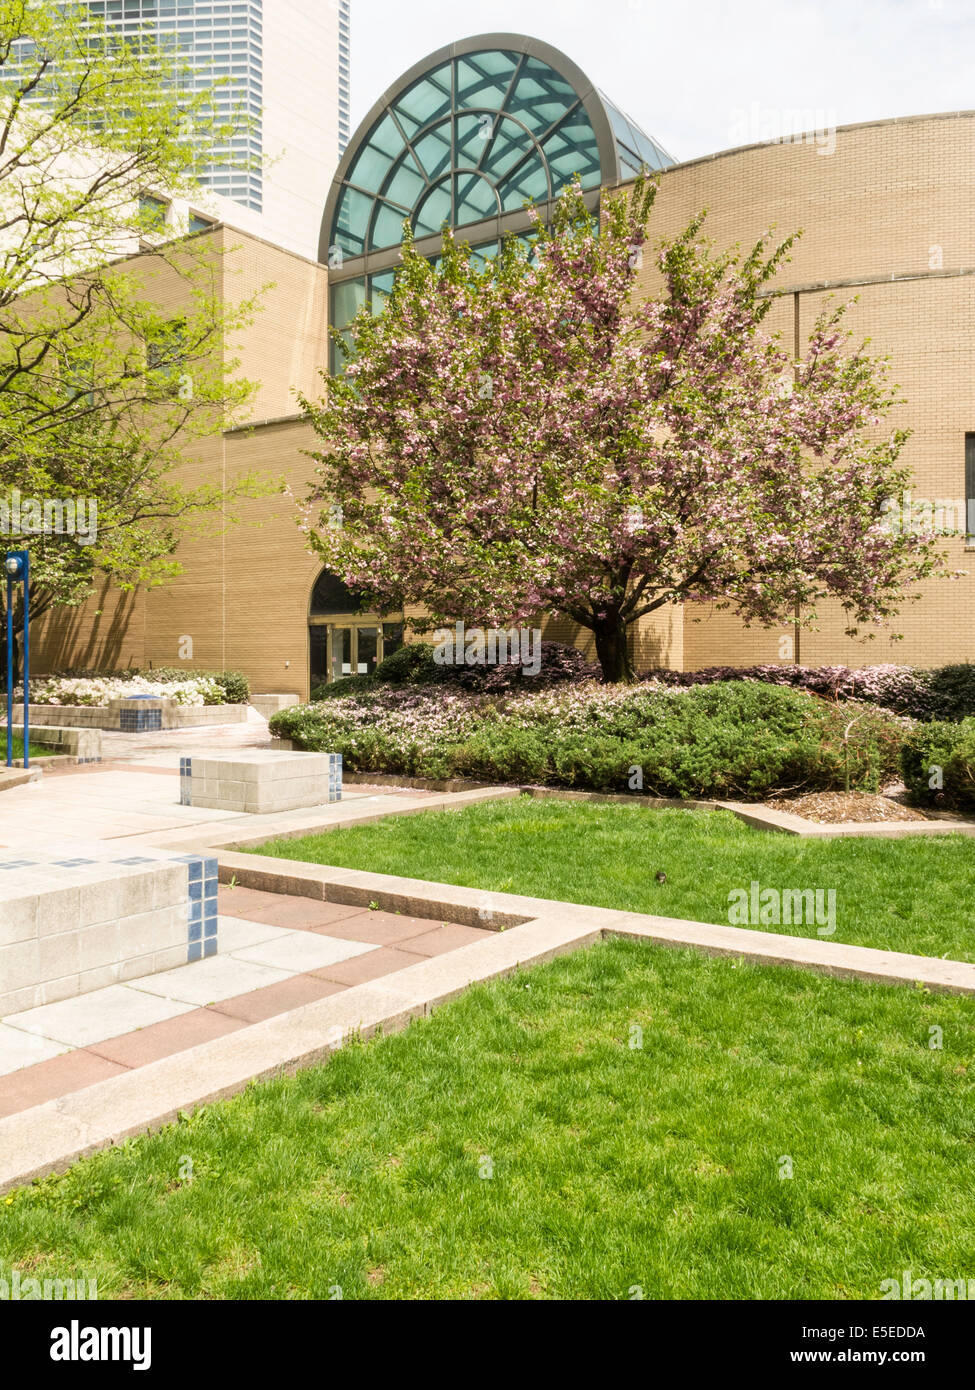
[83,0,265,211]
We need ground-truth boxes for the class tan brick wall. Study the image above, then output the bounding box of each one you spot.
[31,113,975,688]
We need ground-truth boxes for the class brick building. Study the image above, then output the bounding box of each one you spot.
[32,34,975,698]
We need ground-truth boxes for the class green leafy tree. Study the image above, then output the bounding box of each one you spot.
[0,0,268,676]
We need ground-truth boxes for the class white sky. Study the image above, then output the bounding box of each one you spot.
[347,0,974,162]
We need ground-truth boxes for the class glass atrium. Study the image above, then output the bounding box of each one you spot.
[321,36,675,364]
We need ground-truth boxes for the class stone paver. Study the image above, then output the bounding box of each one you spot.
[0,1050,128,1120]
[209,975,347,1024]
[215,915,297,951]
[130,955,293,1006]
[400,923,499,956]
[311,909,461,947]
[4,985,196,1048]
[218,888,366,930]
[230,931,375,974]
[311,945,427,986]
[0,1023,70,1076]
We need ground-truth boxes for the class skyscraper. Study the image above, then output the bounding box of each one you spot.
[81,0,348,258]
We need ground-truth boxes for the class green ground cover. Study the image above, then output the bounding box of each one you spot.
[2,940,972,1299]
[250,798,974,962]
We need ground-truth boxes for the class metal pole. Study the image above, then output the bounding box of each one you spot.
[22,551,29,769]
[5,572,11,768]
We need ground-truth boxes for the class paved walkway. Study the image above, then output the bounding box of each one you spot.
[0,747,438,850]
[0,882,492,1118]
[0,722,499,1115]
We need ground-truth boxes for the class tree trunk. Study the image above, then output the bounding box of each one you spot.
[593,618,635,683]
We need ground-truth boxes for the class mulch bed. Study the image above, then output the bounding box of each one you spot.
[765,790,929,824]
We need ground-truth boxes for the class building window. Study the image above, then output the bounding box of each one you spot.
[146,319,187,390]
[138,192,169,231]
[966,434,975,541]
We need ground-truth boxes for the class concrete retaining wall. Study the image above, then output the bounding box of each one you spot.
[0,851,218,1017]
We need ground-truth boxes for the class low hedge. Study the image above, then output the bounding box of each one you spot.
[271,680,904,800]
[653,662,975,723]
[901,719,975,811]
[148,668,251,705]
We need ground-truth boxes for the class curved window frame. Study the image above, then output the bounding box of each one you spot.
[321,35,675,372]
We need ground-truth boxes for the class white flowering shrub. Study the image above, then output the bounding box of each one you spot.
[25,675,223,708]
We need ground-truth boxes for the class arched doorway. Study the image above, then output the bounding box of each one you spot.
[308,569,404,689]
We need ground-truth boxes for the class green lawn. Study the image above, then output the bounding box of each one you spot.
[251,798,975,962]
[2,941,972,1299]
[4,735,50,763]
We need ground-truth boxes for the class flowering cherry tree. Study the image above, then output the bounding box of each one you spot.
[301,178,942,682]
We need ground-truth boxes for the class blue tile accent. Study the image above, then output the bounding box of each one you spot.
[0,860,37,869]
[113,856,155,866]
[53,858,96,867]
[179,758,193,806]
[182,852,219,962]
[119,707,162,732]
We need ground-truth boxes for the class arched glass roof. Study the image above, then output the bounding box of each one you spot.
[321,35,675,267]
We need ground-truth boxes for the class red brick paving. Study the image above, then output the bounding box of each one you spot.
[209,974,347,1024]
[88,1007,246,1068]
[218,885,366,929]
[310,909,452,947]
[400,923,495,956]
[311,945,427,986]
[0,1049,129,1120]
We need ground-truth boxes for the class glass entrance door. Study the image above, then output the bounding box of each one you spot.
[309,621,404,692]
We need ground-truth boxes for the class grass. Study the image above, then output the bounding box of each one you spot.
[250,797,975,962]
[2,940,972,1299]
[3,735,51,763]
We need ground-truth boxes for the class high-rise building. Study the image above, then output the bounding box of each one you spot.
[80,0,349,258]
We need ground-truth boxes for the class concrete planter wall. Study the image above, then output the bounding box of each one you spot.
[250,693,300,720]
[15,703,249,730]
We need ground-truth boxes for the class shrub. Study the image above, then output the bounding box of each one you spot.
[34,667,251,705]
[147,667,250,704]
[373,642,439,684]
[926,664,975,722]
[646,661,975,722]
[901,719,975,811]
[270,680,906,800]
[26,674,222,707]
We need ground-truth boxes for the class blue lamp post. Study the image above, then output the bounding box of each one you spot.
[5,549,29,769]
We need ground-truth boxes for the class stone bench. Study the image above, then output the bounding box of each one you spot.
[30,726,102,763]
[180,750,342,814]
[0,850,218,1017]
